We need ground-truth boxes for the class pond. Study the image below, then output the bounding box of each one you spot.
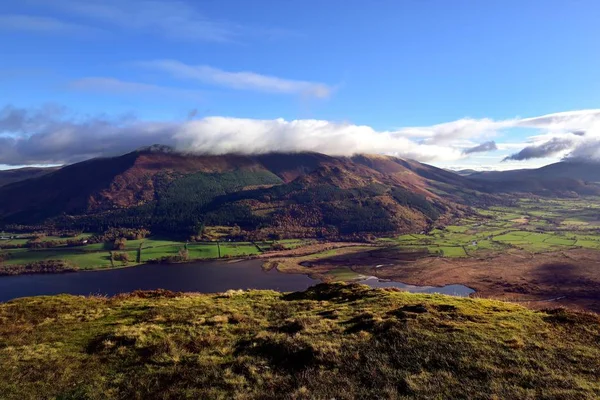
[0,260,474,302]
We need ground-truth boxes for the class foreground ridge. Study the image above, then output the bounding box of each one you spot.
[1,283,599,399]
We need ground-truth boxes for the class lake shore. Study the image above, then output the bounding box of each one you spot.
[4,239,600,312]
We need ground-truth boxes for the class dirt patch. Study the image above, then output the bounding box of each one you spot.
[257,242,374,259]
[387,249,600,312]
[300,247,428,268]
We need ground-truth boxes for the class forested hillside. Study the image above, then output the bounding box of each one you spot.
[0,148,470,238]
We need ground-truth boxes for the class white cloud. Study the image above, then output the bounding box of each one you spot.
[138,60,333,98]
[401,109,600,163]
[505,110,600,161]
[517,109,600,132]
[2,105,600,167]
[173,117,461,161]
[0,105,457,165]
[68,77,204,100]
[397,118,512,144]
[496,142,530,150]
[503,138,576,161]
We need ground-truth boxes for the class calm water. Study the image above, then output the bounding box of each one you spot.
[0,260,474,302]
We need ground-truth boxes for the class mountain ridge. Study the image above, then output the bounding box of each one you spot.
[2,149,599,238]
[0,149,470,237]
[467,160,600,196]
[0,166,61,188]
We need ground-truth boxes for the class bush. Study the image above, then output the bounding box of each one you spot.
[88,228,151,244]
[112,252,130,263]
[270,242,288,251]
[178,248,189,261]
[66,239,86,247]
[0,260,78,276]
[147,253,188,264]
[26,239,63,249]
[113,238,127,250]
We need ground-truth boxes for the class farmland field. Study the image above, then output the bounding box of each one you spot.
[0,234,313,272]
[382,197,600,256]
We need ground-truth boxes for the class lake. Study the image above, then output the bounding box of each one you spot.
[0,260,474,302]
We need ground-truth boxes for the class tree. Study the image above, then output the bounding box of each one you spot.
[195,222,206,237]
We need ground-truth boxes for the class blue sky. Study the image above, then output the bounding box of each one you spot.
[1,0,600,169]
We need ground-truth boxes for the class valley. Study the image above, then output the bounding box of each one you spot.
[4,5,600,398]
[2,192,600,312]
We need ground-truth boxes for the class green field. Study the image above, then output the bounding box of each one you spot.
[0,236,312,271]
[382,197,600,256]
[2,197,600,270]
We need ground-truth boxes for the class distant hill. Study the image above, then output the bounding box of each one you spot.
[469,160,600,182]
[0,147,476,238]
[0,167,60,188]
[449,169,478,177]
[467,161,600,196]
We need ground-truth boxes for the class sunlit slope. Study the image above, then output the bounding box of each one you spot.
[0,149,472,237]
[1,283,599,399]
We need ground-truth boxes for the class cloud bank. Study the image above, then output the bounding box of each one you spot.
[503,138,575,161]
[2,105,600,167]
[0,105,458,165]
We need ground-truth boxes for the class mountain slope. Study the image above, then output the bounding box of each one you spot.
[470,160,600,182]
[468,160,600,196]
[0,166,60,188]
[0,148,471,237]
[1,284,599,399]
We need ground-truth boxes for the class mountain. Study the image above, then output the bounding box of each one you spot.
[0,166,60,188]
[467,160,600,196]
[0,147,474,238]
[4,148,599,238]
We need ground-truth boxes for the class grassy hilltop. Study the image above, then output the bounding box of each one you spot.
[1,283,599,399]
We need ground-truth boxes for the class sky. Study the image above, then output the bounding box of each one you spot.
[1,0,600,170]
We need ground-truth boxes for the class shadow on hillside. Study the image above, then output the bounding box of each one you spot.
[532,262,600,299]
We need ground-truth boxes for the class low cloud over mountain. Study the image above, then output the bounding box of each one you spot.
[2,105,600,166]
[503,138,575,161]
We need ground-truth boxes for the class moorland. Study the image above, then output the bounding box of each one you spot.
[1,283,599,399]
